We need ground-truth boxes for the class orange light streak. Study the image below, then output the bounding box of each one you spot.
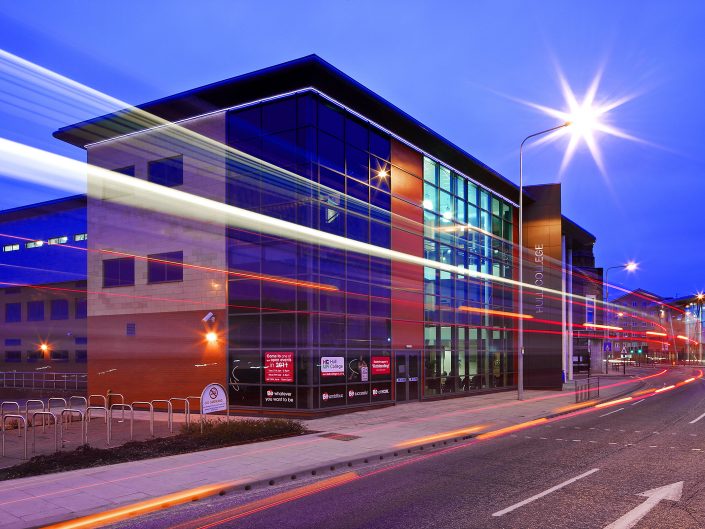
[646,331,667,337]
[582,323,623,331]
[476,418,548,440]
[41,480,245,529]
[395,424,489,448]
[655,385,675,393]
[594,396,632,409]
[459,306,534,319]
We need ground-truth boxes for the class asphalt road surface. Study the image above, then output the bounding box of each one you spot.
[108,367,705,529]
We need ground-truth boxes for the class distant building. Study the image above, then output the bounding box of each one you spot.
[0,195,87,377]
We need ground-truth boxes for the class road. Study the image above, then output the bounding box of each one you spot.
[107,367,705,529]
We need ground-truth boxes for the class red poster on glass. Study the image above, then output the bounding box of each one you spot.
[264,352,294,383]
[371,356,391,375]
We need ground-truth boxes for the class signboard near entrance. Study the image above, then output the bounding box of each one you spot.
[321,356,345,377]
[264,352,294,383]
[200,383,227,415]
[371,356,391,375]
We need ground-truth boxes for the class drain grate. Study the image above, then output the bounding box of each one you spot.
[319,432,360,441]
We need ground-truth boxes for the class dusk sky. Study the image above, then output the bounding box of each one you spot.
[1,1,703,298]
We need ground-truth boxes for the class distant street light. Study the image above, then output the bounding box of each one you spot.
[517,121,571,401]
[603,262,638,372]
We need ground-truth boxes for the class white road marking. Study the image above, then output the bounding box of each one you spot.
[603,481,683,529]
[631,400,646,406]
[689,411,705,424]
[492,468,600,517]
[599,408,625,418]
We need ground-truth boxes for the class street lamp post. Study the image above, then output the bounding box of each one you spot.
[697,293,704,365]
[602,262,638,372]
[518,122,571,401]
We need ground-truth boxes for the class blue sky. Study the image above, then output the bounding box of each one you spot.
[1,1,703,297]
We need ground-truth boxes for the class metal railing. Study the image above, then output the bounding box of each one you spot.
[0,371,87,391]
[575,377,600,403]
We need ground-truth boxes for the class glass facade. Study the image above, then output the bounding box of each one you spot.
[422,157,516,395]
[226,93,393,409]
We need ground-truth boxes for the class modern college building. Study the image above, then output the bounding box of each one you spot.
[2,55,602,413]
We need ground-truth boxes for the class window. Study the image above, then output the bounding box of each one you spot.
[126,323,136,336]
[27,350,42,362]
[50,299,69,320]
[26,240,44,249]
[74,233,88,242]
[586,295,596,324]
[103,257,135,287]
[75,336,87,345]
[148,155,183,187]
[48,236,68,245]
[75,298,87,319]
[27,301,44,321]
[147,251,184,283]
[5,303,20,323]
[75,350,87,363]
[4,338,20,346]
[4,351,21,363]
[2,243,19,252]
[114,165,135,177]
[50,350,69,362]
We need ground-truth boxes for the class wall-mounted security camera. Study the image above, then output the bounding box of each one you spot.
[202,312,216,323]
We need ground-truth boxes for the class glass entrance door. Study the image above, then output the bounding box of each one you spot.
[395,351,420,402]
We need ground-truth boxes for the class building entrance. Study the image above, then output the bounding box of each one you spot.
[395,351,420,402]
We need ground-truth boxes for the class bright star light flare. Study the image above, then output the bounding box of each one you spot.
[520,68,642,176]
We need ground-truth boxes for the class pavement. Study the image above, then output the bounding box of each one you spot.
[0,367,672,528]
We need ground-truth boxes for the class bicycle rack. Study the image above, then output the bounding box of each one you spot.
[107,404,133,446]
[60,409,86,447]
[47,397,67,421]
[64,396,88,429]
[1,414,27,459]
[85,406,107,445]
[25,399,45,432]
[169,398,190,428]
[1,402,21,437]
[31,411,58,453]
[107,393,125,423]
[88,395,108,423]
[152,400,173,433]
[132,401,154,437]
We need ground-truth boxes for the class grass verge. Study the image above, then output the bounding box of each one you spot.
[0,418,307,481]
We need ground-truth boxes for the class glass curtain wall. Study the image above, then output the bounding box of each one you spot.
[422,157,515,395]
[225,93,393,409]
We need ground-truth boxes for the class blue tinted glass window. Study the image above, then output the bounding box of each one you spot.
[346,147,368,181]
[228,107,261,142]
[103,257,135,287]
[345,118,368,150]
[319,167,345,193]
[27,301,44,321]
[5,303,20,323]
[114,165,135,177]
[318,101,344,137]
[75,336,88,345]
[4,351,20,362]
[4,338,20,346]
[75,298,87,319]
[51,350,69,362]
[76,350,87,363]
[297,95,316,127]
[50,299,69,320]
[148,156,183,187]
[262,98,297,134]
[370,130,391,160]
[347,177,368,202]
[318,132,344,173]
[148,251,183,283]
